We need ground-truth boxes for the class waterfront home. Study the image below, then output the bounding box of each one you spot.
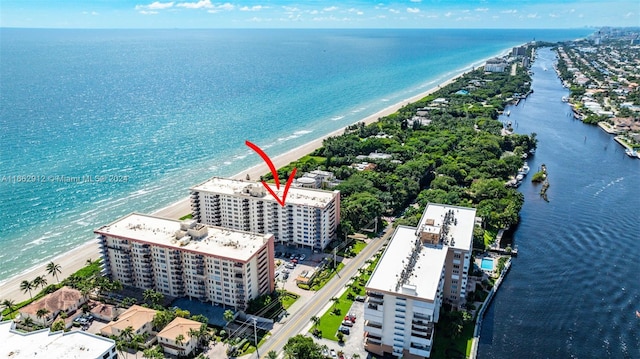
[100,305,156,338]
[157,317,202,356]
[18,286,87,327]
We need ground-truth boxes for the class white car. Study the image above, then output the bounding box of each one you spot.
[299,254,306,261]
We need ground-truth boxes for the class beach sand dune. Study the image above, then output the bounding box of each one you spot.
[0,73,462,304]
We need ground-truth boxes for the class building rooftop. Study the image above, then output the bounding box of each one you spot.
[157,317,202,341]
[0,320,114,358]
[190,177,337,208]
[367,226,447,301]
[100,305,157,336]
[95,213,273,262]
[20,286,85,315]
[417,203,476,251]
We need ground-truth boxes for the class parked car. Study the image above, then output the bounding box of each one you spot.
[347,312,357,320]
[330,349,337,358]
[338,326,350,335]
[341,320,354,327]
[344,314,356,322]
[285,263,295,269]
[291,259,298,264]
[355,295,366,302]
[299,254,306,260]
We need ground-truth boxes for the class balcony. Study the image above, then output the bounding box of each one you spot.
[364,321,383,336]
[409,345,431,358]
[364,333,382,346]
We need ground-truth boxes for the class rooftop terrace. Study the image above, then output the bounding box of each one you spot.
[190,177,337,208]
[95,213,272,262]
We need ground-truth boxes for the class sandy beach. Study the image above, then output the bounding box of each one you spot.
[0,70,465,305]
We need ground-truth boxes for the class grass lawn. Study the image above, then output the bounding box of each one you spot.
[483,228,498,248]
[431,321,475,359]
[311,262,345,291]
[312,251,383,341]
[316,289,355,341]
[337,239,367,257]
[281,292,298,310]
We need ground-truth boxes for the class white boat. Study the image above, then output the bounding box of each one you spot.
[562,96,569,102]
[518,163,530,176]
[625,148,638,158]
[516,174,524,181]
[505,110,511,116]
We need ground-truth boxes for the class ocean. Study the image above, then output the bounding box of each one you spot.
[0,28,591,282]
[479,48,640,358]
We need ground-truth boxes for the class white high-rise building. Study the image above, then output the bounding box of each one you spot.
[364,203,476,358]
[190,177,340,250]
[96,213,275,310]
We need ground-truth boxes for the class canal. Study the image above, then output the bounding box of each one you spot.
[478,48,640,358]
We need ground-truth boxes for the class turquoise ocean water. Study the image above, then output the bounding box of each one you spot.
[0,28,591,282]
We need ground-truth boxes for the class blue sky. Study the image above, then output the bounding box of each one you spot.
[1,0,638,28]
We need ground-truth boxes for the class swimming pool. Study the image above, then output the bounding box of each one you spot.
[481,258,494,271]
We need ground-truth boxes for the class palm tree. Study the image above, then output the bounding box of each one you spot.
[175,334,185,355]
[22,316,34,329]
[223,309,234,328]
[36,308,50,324]
[330,296,340,306]
[120,325,135,343]
[20,280,34,299]
[51,320,66,332]
[32,275,48,290]
[142,346,164,359]
[267,350,278,359]
[46,262,62,283]
[2,299,16,315]
[310,315,320,328]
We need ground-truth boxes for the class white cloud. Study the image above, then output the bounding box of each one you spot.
[624,12,634,18]
[549,13,559,18]
[501,9,517,14]
[176,0,212,9]
[389,9,400,14]
[410,0,421,2]
[407,8,420,14]
[475,8,488,12]
[323,6,338,12]
[444,11,452,17]
[139,10,159,15]
[527,13,538,18]
[240,5,266,12]
[135,1,174,10]
[82,11,100,15]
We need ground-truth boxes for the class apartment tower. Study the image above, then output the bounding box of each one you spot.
[190,177,340,250]
[96,213,275,310]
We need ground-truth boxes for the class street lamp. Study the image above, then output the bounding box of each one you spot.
[253,317,259,358]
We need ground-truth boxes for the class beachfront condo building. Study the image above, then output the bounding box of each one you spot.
[95,213,275,310]
[364,203,476,358]
[189,177,340,250]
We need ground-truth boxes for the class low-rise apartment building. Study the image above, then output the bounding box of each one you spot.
[189,177,340,250]
[96,213,275,310]
[364,203,476,359]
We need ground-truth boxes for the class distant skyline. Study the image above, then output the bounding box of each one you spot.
[1,0,638,29]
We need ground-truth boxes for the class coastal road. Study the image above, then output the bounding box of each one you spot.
[257,226,395,358]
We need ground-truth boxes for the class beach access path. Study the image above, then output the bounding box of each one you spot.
[0,73,462,305]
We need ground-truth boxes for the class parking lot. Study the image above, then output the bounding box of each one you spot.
[313,298,369,359]
[274,244,336,297]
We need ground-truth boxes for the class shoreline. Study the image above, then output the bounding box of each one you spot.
[0,51,496,303]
